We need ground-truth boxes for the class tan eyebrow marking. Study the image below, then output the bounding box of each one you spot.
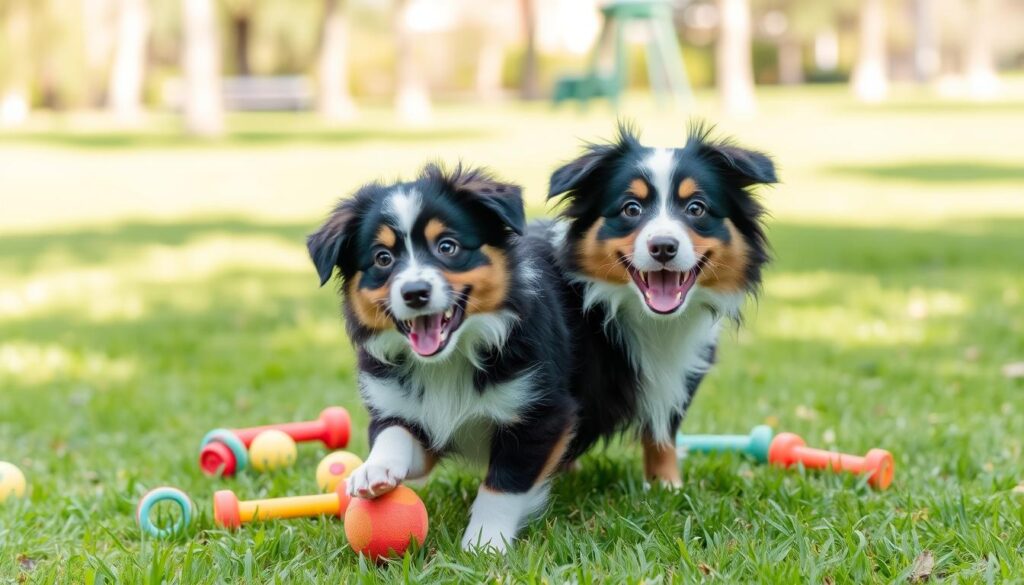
[628,178,649,200]
[375,225,397,248]
[424,218,447,242]
[678,177,700,199]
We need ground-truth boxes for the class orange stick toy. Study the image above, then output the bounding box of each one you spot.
[767,432,894,490]
[214,482,351,529]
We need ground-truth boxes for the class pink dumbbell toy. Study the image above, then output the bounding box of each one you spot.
[199,407,351,476]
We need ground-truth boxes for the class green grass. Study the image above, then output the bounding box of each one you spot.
[2,86,1024,583]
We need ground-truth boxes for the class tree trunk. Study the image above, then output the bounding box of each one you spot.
[852,0,887,103]
[475,33,505,101]
[716,0,757,117]
[519,0,539,100]
[318,0,357,121]
[108,0,150,122]
[965,0,999,99]
[912,0,939,83]
[1,0,31,126]
[83,0,115,107]
[182,0,224,136]
[231,14,252,76]
[777,36,803,85]
[393,0,431,123]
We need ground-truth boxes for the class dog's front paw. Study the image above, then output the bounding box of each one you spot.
[460,523,514,553]
[347,461,408,499]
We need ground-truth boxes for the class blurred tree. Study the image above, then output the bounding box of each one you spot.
[912,0,939,82]
[108,0,150,121]
[852,0,887,102]
[318,0,356,121]
[82,0,115,107]
[519,0,539,100]
[182,0,224,136]
[1,0,32,126]
[223,0,255,75]
[717,0,757,116]
[393,0,430,122]
[965,0,999,98]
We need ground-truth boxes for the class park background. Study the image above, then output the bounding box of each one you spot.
[1,0,1024,582]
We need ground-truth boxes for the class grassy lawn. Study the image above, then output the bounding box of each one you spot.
[2,87,1023,583]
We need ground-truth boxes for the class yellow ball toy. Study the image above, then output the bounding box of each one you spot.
[0,462,27,503]
[248,430,297,472]
[316,451,363,492]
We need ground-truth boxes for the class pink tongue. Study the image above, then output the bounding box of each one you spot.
[409,313,444,356]
[646,270,685,313]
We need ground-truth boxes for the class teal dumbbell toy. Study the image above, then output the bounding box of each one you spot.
[676,425,774,463]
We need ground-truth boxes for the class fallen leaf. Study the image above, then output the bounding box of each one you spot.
[16,554,37,572]
[1002,362,1024,379]
[909,550,934,583]
[698,563,715,576]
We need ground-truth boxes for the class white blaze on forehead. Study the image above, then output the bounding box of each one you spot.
[383,188,423,234]
[642,148,676,216]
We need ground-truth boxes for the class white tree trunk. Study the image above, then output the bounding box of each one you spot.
[475,33,505,101]
[965,0,999,99]
[182,0,224,136]
[318,0,357,122]
[1,0,31,126]
[852,0,888,103]
[394,0,431,123]
[716,0,757,117]
[108,0,150,122]
[912,0,939,82]
[82,0,115,106]
[777,37,803,85]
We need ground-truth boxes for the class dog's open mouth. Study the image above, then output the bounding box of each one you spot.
[393,288,469,357]
[624,256,707,314]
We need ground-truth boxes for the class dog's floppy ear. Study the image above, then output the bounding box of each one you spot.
[548,123,640,208]
[432,163,526,236]
[307,199,357,286]
[690,124,777,188]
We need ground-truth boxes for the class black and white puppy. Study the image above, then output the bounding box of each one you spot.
[307,163,575,551]
[544,124,776,485]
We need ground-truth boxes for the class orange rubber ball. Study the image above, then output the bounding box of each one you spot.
[344,485,428,561]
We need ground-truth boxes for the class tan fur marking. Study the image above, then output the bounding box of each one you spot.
[375,225,397,248]
[575,218,634,285]
[442,245,508,315]
[688,219,750,292]
[643,436,682,487]
[424,219,447,242]
[538,427,575,482]
[628,178,649,200]
[677,177,699,199]
[347,272,392,330]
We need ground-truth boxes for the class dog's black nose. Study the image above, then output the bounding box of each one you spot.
[648,236,678,264]
[401,280,432,309]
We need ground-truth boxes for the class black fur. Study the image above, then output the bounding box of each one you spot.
[543,123,775,459]
[308,163,576,496]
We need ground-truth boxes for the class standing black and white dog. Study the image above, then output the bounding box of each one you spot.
[307,163,575,551]
[543,124,776,486]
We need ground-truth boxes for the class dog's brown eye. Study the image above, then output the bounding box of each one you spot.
[621,201,642,218]
[373,250,393,268]
[437,238,460,257]
[685,201,707,218]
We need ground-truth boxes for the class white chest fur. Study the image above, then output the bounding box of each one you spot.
[359,362,533,452]
[580,278,743,444]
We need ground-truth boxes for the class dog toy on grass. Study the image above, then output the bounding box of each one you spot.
[676,425,774,463]
[768,432,894,490]
[136,487,195,538]
[248,430,298,472]
[213,483,352,529]
[345,485,429,561]
[316,451,364,492]
[199,406,351,476]
[0,462,26,503]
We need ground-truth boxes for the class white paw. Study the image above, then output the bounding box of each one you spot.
[346,461,408,499]
[460,523,514,553]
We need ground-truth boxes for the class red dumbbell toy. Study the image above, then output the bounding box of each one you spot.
[199,407,351,476]
[768,432,894,489]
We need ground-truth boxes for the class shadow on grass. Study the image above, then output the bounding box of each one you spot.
[826,161,1024,183]
[0,127,491,149]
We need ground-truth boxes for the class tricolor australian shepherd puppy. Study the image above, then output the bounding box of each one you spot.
[543,124,776,486]
[307,163,575,551]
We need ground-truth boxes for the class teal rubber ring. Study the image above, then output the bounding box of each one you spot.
[137,487,194,538]
[200,428,249,474]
